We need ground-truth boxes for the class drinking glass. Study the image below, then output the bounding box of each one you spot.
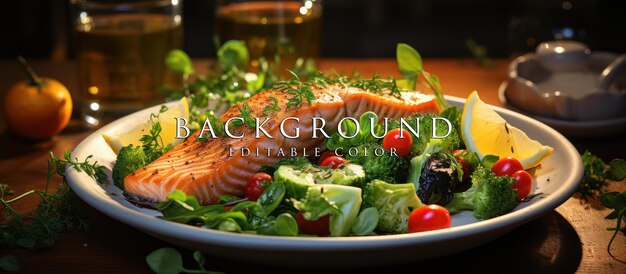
[215,0,322,68]
[71,0,183,127]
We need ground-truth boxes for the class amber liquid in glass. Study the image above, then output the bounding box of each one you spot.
[75,14,183,124]
[216,1,322,68]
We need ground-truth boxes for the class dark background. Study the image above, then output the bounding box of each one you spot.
[1,0,625,60]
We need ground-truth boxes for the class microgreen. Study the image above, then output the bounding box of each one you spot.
[396,43,448,109]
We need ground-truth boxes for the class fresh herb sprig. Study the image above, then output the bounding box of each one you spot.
[0,151,108,271]
[600,191,626,263]
[237,102,256,128]
[276,71,317,108]
[140,106,173,161]
[578,151,626,199]
[163,41,318,133]
[262,96,281,113]
[396,43,448,109]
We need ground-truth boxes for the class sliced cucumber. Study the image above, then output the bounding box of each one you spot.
[274,165,315,199]
[314,164,365,187]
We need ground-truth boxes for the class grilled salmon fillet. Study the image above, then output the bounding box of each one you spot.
[124,85,439,204]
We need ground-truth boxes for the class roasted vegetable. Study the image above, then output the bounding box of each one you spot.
[445,167,519,219]
[362,180,423,234]
[416,152,461,205]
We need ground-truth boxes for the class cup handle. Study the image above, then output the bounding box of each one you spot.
[598,54,626,91]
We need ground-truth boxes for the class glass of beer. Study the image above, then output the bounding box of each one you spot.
[215,0,322,69]
[71,0,183,127]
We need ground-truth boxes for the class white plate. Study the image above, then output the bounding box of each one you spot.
[66,96,583,267]
[499,82,626,138]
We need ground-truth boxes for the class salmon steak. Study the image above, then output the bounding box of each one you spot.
[124,84,440,204]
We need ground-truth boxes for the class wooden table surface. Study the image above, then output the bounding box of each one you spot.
[0,59,625,273]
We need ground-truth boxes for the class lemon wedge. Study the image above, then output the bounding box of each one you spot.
[102,97,189,154]
[461,91,553,169]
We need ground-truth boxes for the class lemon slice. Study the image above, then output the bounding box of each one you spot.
[461,91,553,169]
[102,97,189,154]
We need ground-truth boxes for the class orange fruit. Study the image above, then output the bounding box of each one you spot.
[4,74,73,139]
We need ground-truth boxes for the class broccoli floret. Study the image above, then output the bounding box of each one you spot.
[362,180,423,234]
[111,145,149,189]
[345,143,410,184]
[388,113,461,156]
[445,167,519,219]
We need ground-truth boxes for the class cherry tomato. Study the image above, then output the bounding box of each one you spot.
[320,156,347,169]
[408,204,452,233]
[511,170,533,201]
[296,211,330,237]
[383,128,413,157]
[318,150,337,165]
[245,172,272,201]
[224,205,233,211]
[491,157,524,176]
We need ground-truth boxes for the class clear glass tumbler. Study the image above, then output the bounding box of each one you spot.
[71,0,183,127]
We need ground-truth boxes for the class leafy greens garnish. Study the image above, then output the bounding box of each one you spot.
[578,151,626,199]
[0,151,107,271]
[396,43,448,109]
[237,102,256,128]
[146,247,225,274]
[140,105,173,161]
[600,191,626,263]
[276,71,317,108]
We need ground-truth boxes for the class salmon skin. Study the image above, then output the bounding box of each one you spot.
[124,85,439,205]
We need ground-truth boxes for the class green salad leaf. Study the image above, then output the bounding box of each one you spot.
[351,207,379,236]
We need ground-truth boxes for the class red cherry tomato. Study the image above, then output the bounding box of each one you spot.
[224,205,233,211]
[383,128,413,157]
[296,211,330,237]
[491,157,524,176]
[408,204,452,233]
[511,170,533,201]
[320,156,347,169]
[318,150,337,165]
[245,172,272,201]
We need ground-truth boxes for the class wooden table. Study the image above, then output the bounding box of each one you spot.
[0,59,625,273]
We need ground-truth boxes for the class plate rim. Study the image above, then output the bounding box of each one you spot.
[66,96,583,251]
